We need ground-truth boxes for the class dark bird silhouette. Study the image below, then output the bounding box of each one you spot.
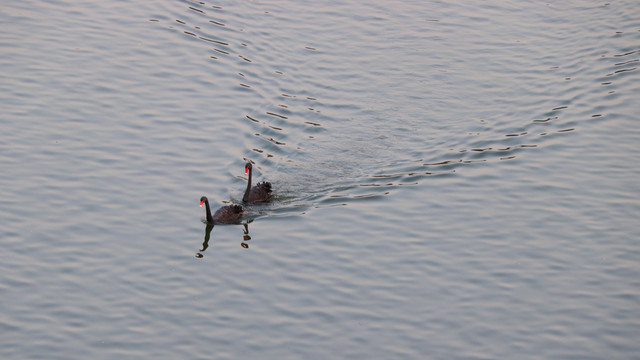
[196,223,214,258]
[200,196,243,224]
[243,162,272,203]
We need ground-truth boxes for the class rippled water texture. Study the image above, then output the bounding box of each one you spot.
[1,0,639,359]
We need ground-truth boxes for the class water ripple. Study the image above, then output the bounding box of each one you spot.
[151,0,640,228]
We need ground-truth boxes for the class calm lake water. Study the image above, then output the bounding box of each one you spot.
[2,0,639,359]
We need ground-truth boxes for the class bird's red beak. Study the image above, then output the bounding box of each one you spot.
[245,166,249,174]
[200,200,204,207]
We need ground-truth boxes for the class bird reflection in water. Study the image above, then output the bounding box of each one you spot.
[195,221,253,258]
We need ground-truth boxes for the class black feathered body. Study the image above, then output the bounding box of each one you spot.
[244,181,272,203]
[212,204,244,223]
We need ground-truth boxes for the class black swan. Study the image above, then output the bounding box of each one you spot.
[243,162,272,203]
[200,196,243,223]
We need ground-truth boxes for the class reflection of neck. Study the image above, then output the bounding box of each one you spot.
[201,223,214,252]
[243,168,252,202]
[204,199,213,222]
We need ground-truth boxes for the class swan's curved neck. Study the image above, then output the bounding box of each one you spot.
[203,199,213,222]
[243,166,252,202]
